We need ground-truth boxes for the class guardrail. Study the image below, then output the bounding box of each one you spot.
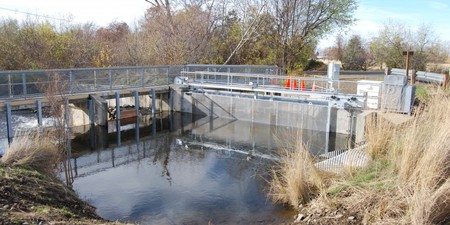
[0,64,280,100]
[391,68,445,84]
[180,71,376,96]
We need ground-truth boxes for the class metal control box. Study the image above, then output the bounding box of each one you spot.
[382,75,415,114]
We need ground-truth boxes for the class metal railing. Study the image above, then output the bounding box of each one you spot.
[0,64,280,100]
[391,68,445,84]
[180,71,377,96]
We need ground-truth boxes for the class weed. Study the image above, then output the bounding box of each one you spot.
[415,84,430,103]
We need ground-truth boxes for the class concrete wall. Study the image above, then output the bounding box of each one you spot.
[172,87,360,135]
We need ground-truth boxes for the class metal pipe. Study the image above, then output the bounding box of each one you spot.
[36,100,42,127]
[6,102,13,144]
[325,101,332,153]
[115,92,121,120]
[68,71,73,93]
[8,74,12,97]
[22,73,27,96]
[141,69,144,87]
[151,88,156,115]
[134,90,139,116]
[166,67,170,85]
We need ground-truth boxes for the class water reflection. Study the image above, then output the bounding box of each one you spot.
[70,113,349,224]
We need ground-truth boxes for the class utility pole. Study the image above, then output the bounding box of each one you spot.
[402,49,414,83]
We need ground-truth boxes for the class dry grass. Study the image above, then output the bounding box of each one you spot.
[395,91,450,224]
[364,113,397,159]
[269,86,450,224]
[268,130,328,207]
[1,131,61,175]
[353,88,450,224]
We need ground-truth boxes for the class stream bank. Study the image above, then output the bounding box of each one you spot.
[0,165,128,225]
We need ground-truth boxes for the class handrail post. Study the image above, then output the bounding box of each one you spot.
[227,68,230,85]
[115,92,121,120]
[141,69,145,87]
[69,71,73,93]
[8,74,12,98]
[151,88,156,115]
[65,97,70,129]
[21,73,27,96]
[109,70,112,90]
[94,70,97,91]
[134,90,139,116]
[166,66,170,85]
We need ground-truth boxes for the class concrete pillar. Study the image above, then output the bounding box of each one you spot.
[90,94,108,126]
[88,99,94,125]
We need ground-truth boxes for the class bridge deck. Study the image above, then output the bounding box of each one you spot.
[0,85,170,111]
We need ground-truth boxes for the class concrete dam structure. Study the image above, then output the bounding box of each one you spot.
[1,64,416,147]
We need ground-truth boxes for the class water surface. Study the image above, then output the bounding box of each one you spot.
[0,112,350,224]
[70,113,349,224]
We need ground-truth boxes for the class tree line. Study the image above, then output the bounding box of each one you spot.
[0,0,356,71]
[323,21,449,72]
[0,0,447,73]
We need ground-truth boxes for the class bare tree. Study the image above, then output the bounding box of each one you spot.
[270,0,357,71]
[369,21,448,71]
[38,73,73,186]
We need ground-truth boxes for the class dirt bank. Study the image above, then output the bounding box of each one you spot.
[0,165,124,225]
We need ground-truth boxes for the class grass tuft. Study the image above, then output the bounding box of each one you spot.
[268,85,450,224]
[1,131,61,176]
[268,131,329,207]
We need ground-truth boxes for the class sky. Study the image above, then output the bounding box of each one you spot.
[319,0,450,48]
[0,0,449,49]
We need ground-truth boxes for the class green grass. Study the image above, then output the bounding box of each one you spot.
[34,205,75,218]
[415,84,430,102]
[35,206,51,214]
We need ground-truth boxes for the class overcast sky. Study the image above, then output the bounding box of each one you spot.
[0,0,449,49]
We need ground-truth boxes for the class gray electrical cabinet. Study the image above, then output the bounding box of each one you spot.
[382,75,415,114]
[402,85,416,114]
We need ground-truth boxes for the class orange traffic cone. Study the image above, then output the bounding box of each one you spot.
[285,77,291,89]
[301,80,305,91]
[293,79,298,90]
